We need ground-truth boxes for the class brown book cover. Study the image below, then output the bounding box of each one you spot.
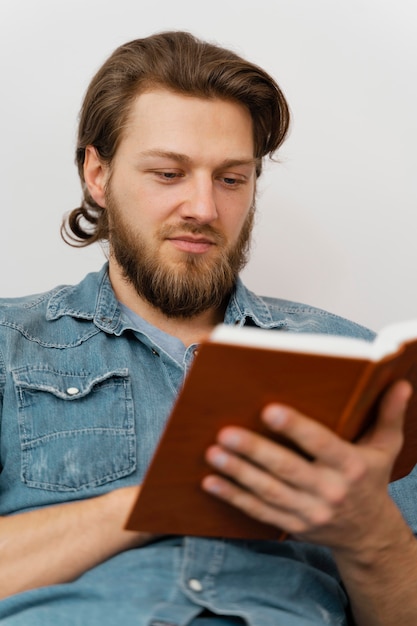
[126,321,417,540]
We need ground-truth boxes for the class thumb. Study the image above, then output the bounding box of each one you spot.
[360,380,413,459]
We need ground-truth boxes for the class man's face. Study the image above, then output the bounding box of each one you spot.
[103,88,257,318]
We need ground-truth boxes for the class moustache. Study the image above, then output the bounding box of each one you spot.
[159,222,225,245]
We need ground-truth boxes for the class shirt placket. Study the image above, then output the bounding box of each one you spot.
[180,537,226,612]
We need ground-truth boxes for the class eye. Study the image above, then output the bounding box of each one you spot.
[153,171,185,183]
[220,175,245,188]
[160,172,182,180]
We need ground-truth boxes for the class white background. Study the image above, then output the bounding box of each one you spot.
[0,0,415,331]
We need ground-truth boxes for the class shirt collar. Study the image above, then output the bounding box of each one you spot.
[46,263,286,333]
[46,264,126,334]
[225,277,288,329]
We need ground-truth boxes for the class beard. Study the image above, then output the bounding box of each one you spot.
[106,191,255,319]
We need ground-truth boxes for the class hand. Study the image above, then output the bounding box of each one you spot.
[202,380,412,549]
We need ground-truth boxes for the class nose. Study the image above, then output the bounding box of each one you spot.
[180,176,218,224]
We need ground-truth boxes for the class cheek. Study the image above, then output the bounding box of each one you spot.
[226,204,254,236]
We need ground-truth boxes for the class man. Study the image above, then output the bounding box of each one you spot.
[0,31,415,626]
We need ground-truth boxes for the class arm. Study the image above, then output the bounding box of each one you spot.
[331,384,417,625]
[0,485,151,599]
[202,381,417,626]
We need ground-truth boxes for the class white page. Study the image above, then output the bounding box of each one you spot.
[210,319,417,362]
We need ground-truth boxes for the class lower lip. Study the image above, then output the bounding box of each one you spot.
[168,239,215,254]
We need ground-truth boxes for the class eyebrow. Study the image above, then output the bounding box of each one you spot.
[139,149,256,169]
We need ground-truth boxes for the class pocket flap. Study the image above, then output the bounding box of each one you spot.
[12,367,129,400]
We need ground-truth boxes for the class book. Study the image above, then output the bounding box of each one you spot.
[126,320,417,541]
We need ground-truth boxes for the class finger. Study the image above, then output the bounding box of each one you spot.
[260,404,357,472]
[201,472,333,536]
[205,439,347,506]
[202,472,294,530]
[212,426,326,491]
[205,442,303,501]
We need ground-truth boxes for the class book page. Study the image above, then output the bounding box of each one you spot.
[211,324,374,359]
[211,319,417,362]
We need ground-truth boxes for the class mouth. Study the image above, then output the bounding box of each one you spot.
[166,235,216,254]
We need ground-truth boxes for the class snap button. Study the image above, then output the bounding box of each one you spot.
[188,578,203,592]
[66,387,80,396]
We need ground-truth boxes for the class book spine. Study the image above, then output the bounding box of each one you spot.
[336,354,401,441]
[335,360,378,439]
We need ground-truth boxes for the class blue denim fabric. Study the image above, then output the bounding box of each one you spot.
[0,263,388,625]
[389,466,417,534]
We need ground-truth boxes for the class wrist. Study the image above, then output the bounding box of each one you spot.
[103,486,158,548]
[333,499,414,570]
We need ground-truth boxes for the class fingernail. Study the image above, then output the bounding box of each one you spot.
[218,429,241,449]
[202,476,222,494]
[208,449,229,469]
[263,406,287,427]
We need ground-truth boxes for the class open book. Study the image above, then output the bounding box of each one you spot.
[126,319,417,540]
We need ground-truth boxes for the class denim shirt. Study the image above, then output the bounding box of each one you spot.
[0,263,410,626]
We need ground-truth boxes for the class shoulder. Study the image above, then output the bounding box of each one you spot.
[0,287,62,323]
[0,267,107,347]
[229,280,375,341]
[261,294,375,340]
[0,286,76,350]
[0,265,108,325]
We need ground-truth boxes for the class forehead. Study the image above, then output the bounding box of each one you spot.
[117,88,255,160]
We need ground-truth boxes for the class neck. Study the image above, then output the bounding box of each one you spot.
[109,264,225,346]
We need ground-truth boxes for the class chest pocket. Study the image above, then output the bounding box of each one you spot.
[13,367,136,492]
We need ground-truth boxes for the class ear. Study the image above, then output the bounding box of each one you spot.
[83,145,109,207]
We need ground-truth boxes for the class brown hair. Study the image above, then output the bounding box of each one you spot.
[62,30,291,247]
